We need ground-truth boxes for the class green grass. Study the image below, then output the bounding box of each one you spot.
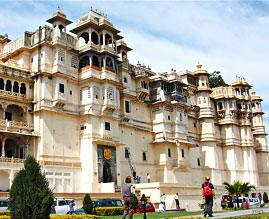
[100,211,204,219]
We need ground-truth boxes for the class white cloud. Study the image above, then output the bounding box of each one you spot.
[258,16,269,24]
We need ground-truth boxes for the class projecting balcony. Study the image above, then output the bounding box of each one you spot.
[136,87,149,101]
[102,99,116,113]
[0,119,34,134]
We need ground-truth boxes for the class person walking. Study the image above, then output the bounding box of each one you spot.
[161,193,166,211]
[202,176,215,217]
[147,173,150,183]
[69,200,75,215]
[174,193,180,209]
[122,175,134,219]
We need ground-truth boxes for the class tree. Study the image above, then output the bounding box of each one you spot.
[223,181,256,208]
[9,156,54,219]
[83,193,93,214]
[263,192,268,203]
[209,71,229,88]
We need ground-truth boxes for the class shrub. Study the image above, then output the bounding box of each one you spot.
[0,211,9,216]
[263,192,268,203]
[132,194,139,210]
[8,156,54,219]
[198,200,205,210]
[95,207,124,216]
[83,194,93,214]
[0,215,99,219]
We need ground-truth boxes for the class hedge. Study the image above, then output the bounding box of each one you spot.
[95,206,124,216]
[0,213,98,219]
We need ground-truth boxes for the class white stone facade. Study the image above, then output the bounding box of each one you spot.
[0,9,268,210]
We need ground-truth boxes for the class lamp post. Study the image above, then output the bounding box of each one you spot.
[140,194,148,219]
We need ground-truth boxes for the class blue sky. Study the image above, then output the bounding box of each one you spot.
[1,0,269,135]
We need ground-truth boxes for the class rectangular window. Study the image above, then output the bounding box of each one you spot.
[59,83,64,93]
[125,100,131,113]
[168,148,171,157]
[197,158,201,166]
[105,122,110,131]
[181,149,184,158]
[124,77,128,83]
[142,152,147,161]
[5,112,12,121]
[125,148,129,158]
[70,90,72,95]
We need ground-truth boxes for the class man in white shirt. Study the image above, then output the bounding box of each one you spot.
[159,202,165,212]
[174,193,180,209]
[162,193,166,211]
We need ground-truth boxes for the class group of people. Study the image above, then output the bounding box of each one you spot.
[121,175,216,219]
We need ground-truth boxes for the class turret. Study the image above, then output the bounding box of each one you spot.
[46,8,72,38]
[251,91,268,152]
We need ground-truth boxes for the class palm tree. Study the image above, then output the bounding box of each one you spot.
[223,181,256,208]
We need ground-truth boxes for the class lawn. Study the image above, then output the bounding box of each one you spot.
[101,211,204,219]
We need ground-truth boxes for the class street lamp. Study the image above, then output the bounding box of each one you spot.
[140,194,148,219]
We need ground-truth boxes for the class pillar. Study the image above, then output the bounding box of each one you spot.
[1,135,7,157]
[88,30,91,44]
[9,170,14,189]
[103,32,105,46]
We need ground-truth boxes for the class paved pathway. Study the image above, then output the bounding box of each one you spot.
[184,208,269,218]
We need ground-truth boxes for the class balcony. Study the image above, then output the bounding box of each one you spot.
[102,99,116,113]
[136,87,149,101]
[0,119,34,134]
[52,33,76,49]
[0,89,29,101]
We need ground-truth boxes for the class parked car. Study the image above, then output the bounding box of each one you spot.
[133,201,155,213]
[74,199,124,215]
[233,197,260,208]
[53,197,78,215]
[93,199,124,208]
[0,198,8,211]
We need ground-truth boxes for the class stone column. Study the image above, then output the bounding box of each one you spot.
[103,32,105,46]
[89,54,93,66]
[89,30,91,44]
[9,170,14,189]
[1,134,7,157]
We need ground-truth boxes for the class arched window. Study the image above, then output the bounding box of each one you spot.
[218,102,223,110]
[106,57,113,68]
[105,34,112,47]
[79,56,89,69]
[20,83,26,95]
[13,81,19,93]
[6,80,12,91]
[91,32,99,45]
[78,32,89,47]
[92,56,99,67]
[0,78,4,90]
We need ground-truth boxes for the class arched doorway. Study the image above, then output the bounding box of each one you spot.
[103,162,112,183]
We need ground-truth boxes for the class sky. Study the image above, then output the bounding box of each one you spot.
[1,0,269,135]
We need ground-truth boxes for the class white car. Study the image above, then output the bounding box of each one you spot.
[0,198,8,211]
[53,198,77,215]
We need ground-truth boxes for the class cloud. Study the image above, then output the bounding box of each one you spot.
[258,16,269,24]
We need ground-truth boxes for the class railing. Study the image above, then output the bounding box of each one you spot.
[0,157,25,164]
[0,90,26,98]
[3,36,25,55]
[53,33,75,47]
[0,119,34,131]
[0,157,81,168]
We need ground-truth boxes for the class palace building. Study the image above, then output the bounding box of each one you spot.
[0,9,268,210]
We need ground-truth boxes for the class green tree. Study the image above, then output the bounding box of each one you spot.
[9,155,54,219]
[83,193,93,214]
[263,192,268,203]
[209,71,228,88]
[223,181,256,208]
[132,194,139,210]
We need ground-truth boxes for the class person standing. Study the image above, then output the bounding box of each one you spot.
[161,193,166,211]
[69,200,75,215]
[122,175,134,219]
[202,176,215,217]
[147,173,150,183]
[174,193,180,209]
